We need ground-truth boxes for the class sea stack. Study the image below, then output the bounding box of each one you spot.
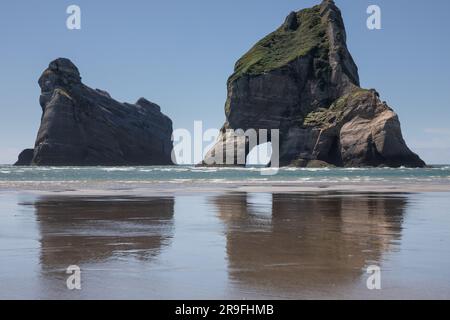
[15,58,173,166]
[203,0,425,168]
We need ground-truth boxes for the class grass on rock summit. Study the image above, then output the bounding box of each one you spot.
[229,5,328,83]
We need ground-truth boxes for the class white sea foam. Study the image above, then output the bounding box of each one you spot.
[157,168,190,172]
[282,167,331,172]
[102,167,136,172]
[192,168,219,173]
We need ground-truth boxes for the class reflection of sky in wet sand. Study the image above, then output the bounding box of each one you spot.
[213,193,407,296]
[1,191,450,299]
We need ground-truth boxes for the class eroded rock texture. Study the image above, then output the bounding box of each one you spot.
[204,0,424,168]
[16,58,173,166]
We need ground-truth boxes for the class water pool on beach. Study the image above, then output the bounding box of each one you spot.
[1,190,450,299]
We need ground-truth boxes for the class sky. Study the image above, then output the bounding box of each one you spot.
[0,0,449,164]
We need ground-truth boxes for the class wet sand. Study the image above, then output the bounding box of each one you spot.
[3,180,450,195]
[1,190,450,299]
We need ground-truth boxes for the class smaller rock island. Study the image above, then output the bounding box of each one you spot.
[16,58,173,166]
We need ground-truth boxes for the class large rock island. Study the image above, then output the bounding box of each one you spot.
[16,58,173,166]
[204,0,425,168]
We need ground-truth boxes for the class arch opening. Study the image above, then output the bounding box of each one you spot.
[246,142,273,167]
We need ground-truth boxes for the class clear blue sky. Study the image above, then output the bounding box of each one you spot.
[1,0,449,164]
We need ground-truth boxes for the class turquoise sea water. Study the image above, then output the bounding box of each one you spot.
[1,165,450,184]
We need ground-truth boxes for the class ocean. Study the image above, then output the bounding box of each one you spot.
[1,165,450,186]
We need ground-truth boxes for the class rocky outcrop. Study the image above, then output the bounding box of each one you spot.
[203,0,425,168]
[16,58,173,166]
[14,149,34,166]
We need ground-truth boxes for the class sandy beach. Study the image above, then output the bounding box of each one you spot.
[2,179,450,197]
[1,181,450,299]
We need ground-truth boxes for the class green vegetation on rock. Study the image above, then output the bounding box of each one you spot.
[229,5,328,83]
[303,88,370,127]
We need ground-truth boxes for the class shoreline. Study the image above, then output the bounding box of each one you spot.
[2,180,450,196]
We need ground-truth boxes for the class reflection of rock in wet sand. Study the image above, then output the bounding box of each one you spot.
[31,196,174,269]
[213,193,407,294]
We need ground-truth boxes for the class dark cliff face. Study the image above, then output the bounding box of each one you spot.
[17,58,173,166]
[204,0,425,168]
[225,0,359,130]
[14,149,34,166]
